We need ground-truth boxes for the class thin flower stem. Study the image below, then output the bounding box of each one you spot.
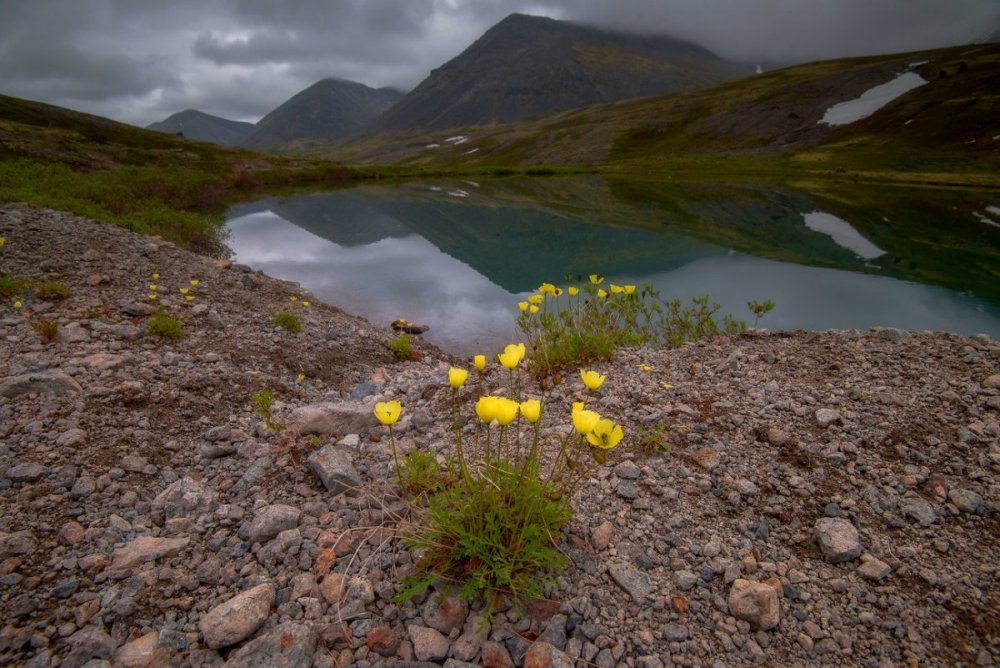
[388,426,403,491]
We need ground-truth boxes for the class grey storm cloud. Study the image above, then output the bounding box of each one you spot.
[0,0,995,126]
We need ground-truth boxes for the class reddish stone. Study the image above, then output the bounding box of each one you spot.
[366,626,401,657]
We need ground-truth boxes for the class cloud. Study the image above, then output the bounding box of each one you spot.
[0,0,995,126]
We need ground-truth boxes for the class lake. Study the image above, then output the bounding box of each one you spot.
[225,177,1000,354]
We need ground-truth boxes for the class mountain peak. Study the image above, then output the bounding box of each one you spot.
[147,109,254,146]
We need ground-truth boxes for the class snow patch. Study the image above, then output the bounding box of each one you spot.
[987,205,1000,217]
[973,212,1000,229]
[429,186,441,192]
[447,189,469,198]
[445,135,468,143]
[908,60,929,67]
[803,211,885,259]
[425,143,440,149]
[820,72,927,126]
[462,148,480,155]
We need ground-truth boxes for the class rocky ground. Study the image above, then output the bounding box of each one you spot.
[0,203,998,668]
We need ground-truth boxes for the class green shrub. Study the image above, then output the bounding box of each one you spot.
[0,275,29,298]
[34,280,70,301]
[147,311,184,340]
[387,334,413,359]
[251,387,285,432]
[273,310,302,333]
[31,318,58,343]
[399,450,450,499]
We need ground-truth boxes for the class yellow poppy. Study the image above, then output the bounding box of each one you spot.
[568,286,579,296]
[373,400,402,426]
[448,367,469,388]
[587,418,624,449]
[589,274,603,285]
[528,294,544,305]
[474,354,486,371]
[610,284,623,294]
[538,283,556,294]
[190,279,200,287]
[518,301,529,312]
[624,285,636,294]
[529,305,539,314]
[580,369,606,390]
[476,396,499,423]
[572,409,601,435]
[494,398,519,426]
[598,289,608,299]
[519,399,541,423]
[179,288,189,295]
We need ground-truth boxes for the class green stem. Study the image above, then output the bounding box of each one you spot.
[388,425,403,492]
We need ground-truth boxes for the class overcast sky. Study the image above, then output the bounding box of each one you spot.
[0,0,995,127]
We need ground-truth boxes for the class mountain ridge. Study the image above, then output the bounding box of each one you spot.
[147,109,255,146]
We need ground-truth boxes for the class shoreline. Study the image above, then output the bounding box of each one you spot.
[1,203,998,667]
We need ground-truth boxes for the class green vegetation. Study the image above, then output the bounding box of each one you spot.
[147,311,185,340]
[387,334,414,360]
[748,299,776,328]
[30,318,58,343]
[272,310,302,333]
[252,388,285,432]
[399,450,450,500]
[0,275,29,298]
[34,280,71,301]
[636,422,675,457]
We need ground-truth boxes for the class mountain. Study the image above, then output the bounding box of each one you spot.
[240,78,402,151]
[147,109,255,146]
[367,13,750,133]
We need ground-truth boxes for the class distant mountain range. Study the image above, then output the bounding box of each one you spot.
[147,110,255,146]
[368,13,750,133]
[148,13,749,151]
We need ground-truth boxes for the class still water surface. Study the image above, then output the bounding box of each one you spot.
[226,178,1000,354]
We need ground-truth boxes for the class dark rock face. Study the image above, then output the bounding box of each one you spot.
[147,110,255,146]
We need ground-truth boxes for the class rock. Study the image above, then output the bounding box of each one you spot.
[56,428,87,447]
[113,631,159,668]
[319,572,348,605]
[733,478,759,496]
[900,493,937,525]
[814,409,842,428]
[223,622,317,667]
[288,401,375,435]
[614,460,641,480]
[481,640,516,668]
[766,427,791,446]
[690,449,721,471]
[151,477,216,520]
[814,518,861,563]
[0,370,82,398]
[407,624,449,662]
[857,556,892,581]
[81,353,125,371]
[982,374,1000,389]
[420,593,469,634]
[366,626,402,657]
[948,488,982,513]
[57,521,85,546]
[5,463,45,482]
[591,521,613,551]
[728,579,781,630]
[204,424,232,441]
[674,570,698,591]
[307,445,361,496]
[924,471,948,501]
[63,626,115,668]
[70,475,96,499]
[199,583,276,650]
[108,535,190,574]
[523,640,573,668]
[663,623,690,642]
[60,321,90,342]
[608,563,653,603]
[120,302,155,316]
[249,504,301,543]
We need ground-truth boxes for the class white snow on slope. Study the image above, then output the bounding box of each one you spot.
[820,72,927,126]
[803,211,885,259]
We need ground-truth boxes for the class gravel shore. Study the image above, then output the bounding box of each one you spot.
[1,203,998,667]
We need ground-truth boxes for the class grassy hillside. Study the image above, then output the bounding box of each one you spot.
[0,94,368,254]
[327,43,1000,186]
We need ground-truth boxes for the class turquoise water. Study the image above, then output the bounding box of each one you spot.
[225,178,1000,354]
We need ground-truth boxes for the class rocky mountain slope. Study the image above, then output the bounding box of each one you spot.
[147,110,255,147]
[241,79,402,152]
[367,13,749,134]
[0,204,998,667]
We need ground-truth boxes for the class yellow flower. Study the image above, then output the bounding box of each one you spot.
[568,286,579,296]
[518,301,529,312]
[302,301,310,307]
[185,295,194,302]
[637,364,652,372]
[152,273,160,280]
[552,287,563,297]
[572,409,601,435]
[520,399,541,423]
[610,284,623,294]
[580,369,606,390]
[572,401,586,413]
[476,396,499,423]
[474,354,486,371]
[597,289,608,299]
[374,400,402,426]
[179,288,189,295]
[624,285,636,294]
[589,274,603,285]
[498,342,526,369]
[190,279,200,287]
[529,305,539,314]
[297,373,306,382]
[528,294,544,305]
[13,299,22,309]
[494,398,519,426]
[290,295,298,301]
[448,367,469,388]
[149,284,158,290]
[0,236,6,248]
[587,418,624,449]
[538,283,556,294]
[661,382,674,389]
[148,293,157,300]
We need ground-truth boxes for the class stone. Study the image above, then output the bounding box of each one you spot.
[81,353,125,371]
[56,428,87,447]
[120,302,155,316]
[481,640,516,668]
[63,626,115,668]
[249,504,301,543]
[767,427,791,446]
[5,463,45,482]
[57,521,85,546]
[690,449,721,471]
[674,570,698,591]
[814,518,861,563]
[948,488,982,513]
[151,477,216,520]
[199,583,276,650]
[614,460,641,480]
[407,624,449,662]
[60,321,90,342]
[523,640,574,668]
[982,374,1000,389]
[857,556,892,581]
[288,401,376,435]
[108,535,190,574]
[0,370,82,398]
[591,521,613,551]
[366,626,402,657]
[900,493,937,526]
[728,579,781,630]
[663,623,690,642]
[70,475,95,499]
[420,593,469,634]
[307,445,361,496]
[319,572,348,605]
[608,563,653,603]
[223,622,317,667]
[814,409,842,428]
[113,631,159,668]
[733,478,759,496]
